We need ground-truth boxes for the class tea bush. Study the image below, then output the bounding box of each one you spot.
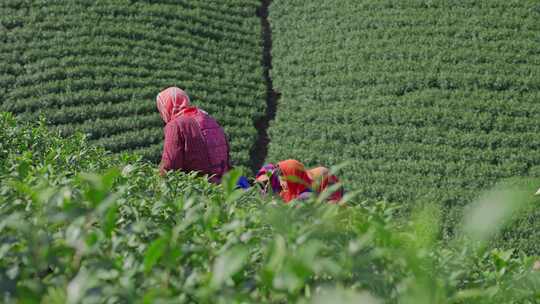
[267,0,540,218]
[2,113,540,303]
[0,0,265,166]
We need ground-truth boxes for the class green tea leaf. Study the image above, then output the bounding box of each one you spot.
[144,237,168,273]
[102,203,118,238]
[211,246,248,288]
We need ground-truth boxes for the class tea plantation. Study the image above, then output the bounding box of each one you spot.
[2,113,540,303]
[2,0,540,302]
[267,0,540,210]
[0,0,265,166]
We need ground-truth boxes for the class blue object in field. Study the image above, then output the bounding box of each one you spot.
[236,176,250,190]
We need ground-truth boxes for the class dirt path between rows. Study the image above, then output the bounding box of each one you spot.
[249,0,280,174]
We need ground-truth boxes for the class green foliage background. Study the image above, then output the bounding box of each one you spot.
[0,0,265,167]
[2,113,540,303]
[2,0,540,301]
[267,0,540,211]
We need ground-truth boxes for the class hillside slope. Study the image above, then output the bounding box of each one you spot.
[267,0,540,209]
[0,0,265,167]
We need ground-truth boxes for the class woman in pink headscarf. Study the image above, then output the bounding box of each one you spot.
[157,87,231,183]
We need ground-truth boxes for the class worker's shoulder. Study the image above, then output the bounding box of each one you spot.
[168,110,220,128]
[164,116,190,129]
[188,110,221,126]
[169,113,197,124]
[167,113,204,128]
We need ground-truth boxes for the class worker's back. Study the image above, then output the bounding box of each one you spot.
[162,107,230,183]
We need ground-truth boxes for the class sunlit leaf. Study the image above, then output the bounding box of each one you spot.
[311,287,381,304]
[144,237,168,273]
[211,246,248,288]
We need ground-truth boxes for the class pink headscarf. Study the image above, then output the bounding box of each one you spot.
[156,87,191,123]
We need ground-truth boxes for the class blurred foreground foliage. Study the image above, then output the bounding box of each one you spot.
[2,111,540,303]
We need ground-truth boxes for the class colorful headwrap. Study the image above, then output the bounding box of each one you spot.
[277,159,313,203]
[255,163,282,194]
[156,87,191,123]
[308,167,343,203]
